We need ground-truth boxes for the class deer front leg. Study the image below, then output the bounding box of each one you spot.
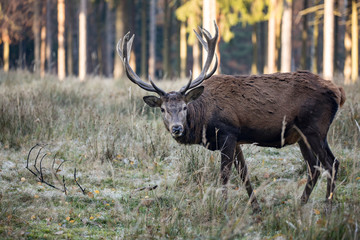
[220,138,236,201]
[235,145,261,212]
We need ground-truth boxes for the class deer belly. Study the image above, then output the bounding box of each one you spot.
[237,126,301,148]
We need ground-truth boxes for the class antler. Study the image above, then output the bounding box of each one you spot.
[180,21,219,94]
[25,144,86,195]
[116,32,166,96]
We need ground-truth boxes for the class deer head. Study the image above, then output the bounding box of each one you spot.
[117,21,219,138]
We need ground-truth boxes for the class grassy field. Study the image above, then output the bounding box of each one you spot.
[0,70,359,239]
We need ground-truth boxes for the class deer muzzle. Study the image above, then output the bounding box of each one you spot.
[171,124,184,137]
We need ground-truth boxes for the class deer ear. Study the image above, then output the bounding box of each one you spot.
[185,86,204,103]
[143,96,162,108]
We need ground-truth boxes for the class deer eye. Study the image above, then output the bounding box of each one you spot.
[160,108,165,113]
[183,106,187,111]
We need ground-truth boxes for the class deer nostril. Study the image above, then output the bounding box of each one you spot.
[172,125,183,134]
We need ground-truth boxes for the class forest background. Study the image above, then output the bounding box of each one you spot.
[0,0,359,84]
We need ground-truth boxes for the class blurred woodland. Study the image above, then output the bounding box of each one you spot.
[0,0,359,83]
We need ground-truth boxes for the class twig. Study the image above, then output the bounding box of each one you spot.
[134,185,158,192]
[63,176,67,195]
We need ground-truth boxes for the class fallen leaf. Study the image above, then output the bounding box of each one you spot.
[70,220,75,223]
[328,192,333,200]
[356,177,360,181]
[20,177,26,182]
[141,198,154,207]
[87,192,94,198]
[298,178,307,186]
[314,209,320,215]
[316,218,326,226]
[31,215,36,220]
[34,194,39,199]
[89,216,94,220]
[66,217,70,221]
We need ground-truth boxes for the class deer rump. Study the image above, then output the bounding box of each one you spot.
[181,70,345,151]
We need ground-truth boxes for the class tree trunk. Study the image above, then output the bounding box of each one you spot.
[79,0,87,81]
[163,0,170,78]
[323,0,334,81]
[192,41,201,77]
[312,5,320,74]
[300,0,308,69]
[2,29,10,72]
[105,0,114,77]
[33,0,41,73]
[57,0,66,80]
[114,0,125,79]
[344,0,351,84]
[46,0,52,73]
[141,0,147,78]
[351,0,358,83]
[267,0,277,73]
[334,0,339,73]
[127,0,136,74]
[149,0,156,78]
[251,24,258,74]
[203,0,217,73]
[40,5,47,78]
[18,40,24,69]
[281,0,292,72]
[180,22,187,78]
[259,21,266,73]
[66,2,73,76]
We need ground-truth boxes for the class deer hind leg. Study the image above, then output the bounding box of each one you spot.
[298,139,321,203]
[303,134,338,202]
[235,145,260,212]
[324,141,339,201]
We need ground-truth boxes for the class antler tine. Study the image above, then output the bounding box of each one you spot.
[26,144,40,177]
[33,145,44,175]
[204,54,218,80]
[39,153,47,182]
[194,28,218,81]
[116,32,166,96]
[180,70,193,94]
[180,21,219,92]
[74,168,86,195]
[194,28,208,51]
[149,76,167,96]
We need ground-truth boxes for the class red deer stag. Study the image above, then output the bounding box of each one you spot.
[116,22,346,211]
